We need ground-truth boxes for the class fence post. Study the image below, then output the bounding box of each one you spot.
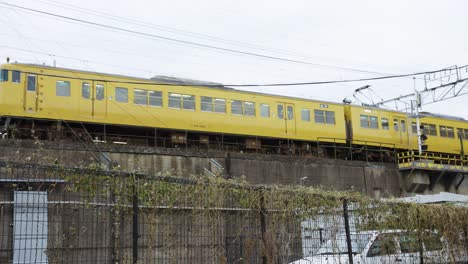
[259,190,268,264]
[342,199,354,264]
[132,176,139,264]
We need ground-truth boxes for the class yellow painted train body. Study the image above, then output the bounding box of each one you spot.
[0,63,346,143]
[0,63,466,156]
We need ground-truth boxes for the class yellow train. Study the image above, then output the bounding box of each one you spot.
[0,63,466,159]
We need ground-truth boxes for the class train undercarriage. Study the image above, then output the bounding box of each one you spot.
[0,116,396,163]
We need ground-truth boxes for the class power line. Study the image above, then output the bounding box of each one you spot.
[0,1,394,75]
[5,61,457,87]
[224,69,449,87]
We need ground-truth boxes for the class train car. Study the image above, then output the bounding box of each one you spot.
[0,63,347,148]
[408,112,468,155]
[345,105,411,150]
[347,105,468,155]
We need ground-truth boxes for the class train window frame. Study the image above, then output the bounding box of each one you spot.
[393,118,399,131]
[27,75,36,92]
[287,105,293,120]
[439,126,455,138]
[202,97,225,113]
[82,82,90,99]
[382,118,390,130]
[231,100,243,115]
[446,126,454,138]
[56,80,71,97]
[213,98,226,113]
[360,114,378,129]
[315,110,335,125]
[12,71,20,83]
[134,89,148,105]
[277,104,284,119]
[260,104,270,118]
[400,120,406,132]
[440,125,454,138]
[421,123,437,136]
[149,91,162,107]
[169,92,195,110]
[325,111,335,124]
[0,69,8,82]
[301,109,310,122]
[244,101,256,116]
[95,84,105,101]
[115,87,128,103]
[457,128,468,140]
[369,116,378,128]
[182,94,196,110]
[169,93,181,109]
[201,96,213,112]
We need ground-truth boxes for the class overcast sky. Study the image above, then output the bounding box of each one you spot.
[1,0,467,118]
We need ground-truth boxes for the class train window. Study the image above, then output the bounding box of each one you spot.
[201,96,213,112]
[231,100,243,115]
[316,110,326,124]
[27,75,36,91]
[315,110,335,124]
[134,89,148,105]
[325,111,335,124]
[202,96,225,113]
[96,84,105,100]
[214,98,226,113]
[400,120,406,132]
[260,104,270,117]
[277,105,284,119]
[382,118,389,130]
[115,87,128,103]
[440,126,447,137]
[411,122,417,133]
[82,82,90,99]
[149,91,162,107]
[301,109,310,122]
[182,95,195,110]
[360,115,378,129]
[447,127,454,138]
[12,71,20,83]
[244,102,256,116]
[421,123,437,136]
[169,93,181,108]
[56,81,71,97]
[370,116,378,128]
[287,106,293,120]
[393,119,399,131]
[457,128,463,139]
[0,69,8,82]
[457,128,468,140]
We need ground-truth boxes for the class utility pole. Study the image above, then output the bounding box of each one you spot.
[414,77,423,155]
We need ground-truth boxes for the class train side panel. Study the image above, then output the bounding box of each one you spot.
[347,105,411,149]
[0,63,346,143]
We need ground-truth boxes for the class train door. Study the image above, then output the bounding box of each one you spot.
[393,116,408,148]
[277,102,296,135]
[93,81,106,119]
[79,81,107,118]
[24,74,37,112]
[79,81,92,117]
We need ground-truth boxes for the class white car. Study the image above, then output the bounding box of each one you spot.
[290,230,467,264]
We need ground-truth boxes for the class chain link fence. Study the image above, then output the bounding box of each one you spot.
[0,161,467,263]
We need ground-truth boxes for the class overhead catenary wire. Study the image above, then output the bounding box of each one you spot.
[5,63,459,87]
[32,0,411,74]
[0,1,397,76]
